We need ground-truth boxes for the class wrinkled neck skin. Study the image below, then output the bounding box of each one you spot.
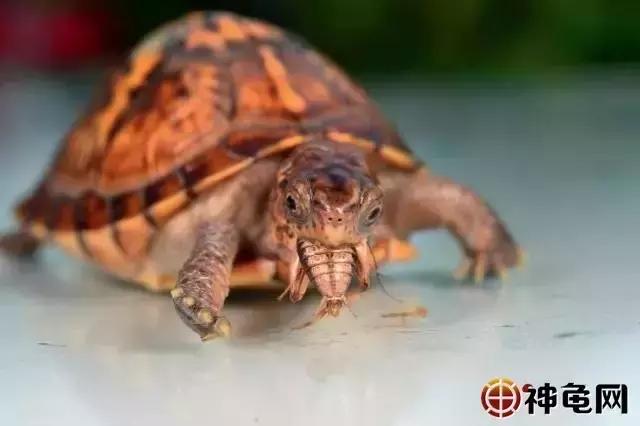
[266,142,383,320]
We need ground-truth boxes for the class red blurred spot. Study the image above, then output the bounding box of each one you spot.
[0,4,120,69]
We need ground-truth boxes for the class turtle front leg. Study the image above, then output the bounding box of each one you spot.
[391,168,522,282]
[171,222,238,341]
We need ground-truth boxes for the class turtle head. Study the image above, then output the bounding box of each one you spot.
[271,142,383,313]
[275,142,383,248]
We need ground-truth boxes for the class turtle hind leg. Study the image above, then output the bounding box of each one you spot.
[0,229,41,257]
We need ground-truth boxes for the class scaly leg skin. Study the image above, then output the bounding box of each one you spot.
[0,230,41,257]
[171,222,238,341]
[392,168,522,282]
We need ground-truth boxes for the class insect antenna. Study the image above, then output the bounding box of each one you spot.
[367,241,403,303]
[344,299,358,318]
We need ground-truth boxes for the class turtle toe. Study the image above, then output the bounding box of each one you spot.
[171,288,231,340]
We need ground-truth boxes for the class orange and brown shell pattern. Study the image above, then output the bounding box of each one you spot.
[15,12,420,278]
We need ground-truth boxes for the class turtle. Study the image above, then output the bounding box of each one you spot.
[0,11,521,340]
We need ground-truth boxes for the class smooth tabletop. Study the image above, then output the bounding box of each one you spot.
[1,74,639,425]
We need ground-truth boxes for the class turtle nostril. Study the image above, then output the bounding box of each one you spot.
[337,218,343,222]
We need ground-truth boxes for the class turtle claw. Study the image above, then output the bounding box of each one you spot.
[453,243,522,283]
[473,253,487,283]
[452,257,472,280]
[516,247,528,268]
[200,317,232,341]
[496,264,509,282]
[171,288,231,340]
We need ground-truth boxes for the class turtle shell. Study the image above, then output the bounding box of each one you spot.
[16,12,419,275]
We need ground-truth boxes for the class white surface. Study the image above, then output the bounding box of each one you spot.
[1,75,639,425]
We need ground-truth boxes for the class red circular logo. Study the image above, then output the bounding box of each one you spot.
[481,377,522,418]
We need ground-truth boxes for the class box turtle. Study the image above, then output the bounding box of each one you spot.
[0,12,521,340]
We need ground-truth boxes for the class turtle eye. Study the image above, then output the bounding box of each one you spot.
[284,192,308,223]
[360,203,383,229]
[367,207,382,223]
[286,195,297,212]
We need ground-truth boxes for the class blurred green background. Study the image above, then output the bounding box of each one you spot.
[119,0,640,76]
[1,0,638,76]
